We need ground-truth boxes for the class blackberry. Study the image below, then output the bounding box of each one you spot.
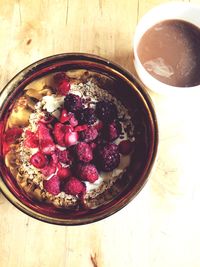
[97,143,120,172]
[96,101,118,122]
[64,93,83,112]
[76,108,97,125]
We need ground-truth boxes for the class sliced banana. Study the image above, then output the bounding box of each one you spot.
[25,96,37,110]
[30,188,43,201]
[7,96,32,128]
[66,69,88,79]
[24,74,55,91]
[5,149,17,169]
[7,108,31,128]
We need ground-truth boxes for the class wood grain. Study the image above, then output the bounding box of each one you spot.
[1,1,200,267]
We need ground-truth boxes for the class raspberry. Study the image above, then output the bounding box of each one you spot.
[59,109,69,123]
[68,113,78,127]
[77,163,98,183]
[64,177,85,196]
[64,94,83,112]
[94,121,103,130]
[57,166,72,180]
[53,73,70,96]
[56,149,72,164]
[38,123,55,155]
[105,120,122,141]
[43,175,60,195]
[75,142,93,162]
[4,127,23,144]
[76,108,97,125]
[24,130,39,148]
[65,131,78,147]
[119,140,133,155]
[57,80,70,96]
[74,125,88,132]
[40,112,53,124]
[40,140,56,155]
[30,152,47,168]
[53,122,65,146]
[51,153,58,164]
[89,142,97,150]
[53,123,73,146]
[53,72,67,84]
[79,127,98,142]
[96,101,118,122]
[40,156,56,177]
[97,143,120,172]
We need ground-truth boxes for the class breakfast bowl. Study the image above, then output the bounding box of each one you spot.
[0,53,158,225]
[133,2,200,95]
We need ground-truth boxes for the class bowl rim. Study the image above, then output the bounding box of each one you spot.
[0,52,159,225]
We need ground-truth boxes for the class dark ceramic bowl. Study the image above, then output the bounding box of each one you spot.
[0,53,158,225]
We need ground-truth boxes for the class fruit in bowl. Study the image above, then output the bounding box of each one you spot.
[0,54,158,225]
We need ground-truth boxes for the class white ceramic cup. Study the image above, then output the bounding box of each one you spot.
[133,2,200,95]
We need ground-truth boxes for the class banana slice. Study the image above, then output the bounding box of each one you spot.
[7,96,32,128]
[7,108,31,128]
[25,96,37,110]
[5,147,18,170]
[30,188,43,201]
[66,69,87,79]
[26,88,52,100]
[24,74,55,91]
[25,89,43,100]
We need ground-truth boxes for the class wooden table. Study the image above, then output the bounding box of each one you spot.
[1,1,200,266]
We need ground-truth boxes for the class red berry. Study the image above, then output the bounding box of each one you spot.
[79,126,98,142]
[106,120,121,141]
[65,125,74,133]
[118,140,133,155]
[57,80,70,96]
[74,124,88,132]
[90,142,97,150]
[30,152,47,168]
[75,142,93,162]
[43,175,60,195]
[24,130,39,148]
[56,149,72,164]
[40,139,56,155]
[57,166,71,180]
[68,113,78,127]
[40,156,57,177]
[40,113,53,124]
[65,131,78,147]
[38,123,55,155]
[53,72,67,84]
[95,121,103,130]
[60,109,69,123]
[77,163,98,183]
[53,122,66,146]
[51,153,58,164]
[64,177,85,196]
[4,127,23,144]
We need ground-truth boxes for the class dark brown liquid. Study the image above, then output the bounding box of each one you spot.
[138,19,200,87]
